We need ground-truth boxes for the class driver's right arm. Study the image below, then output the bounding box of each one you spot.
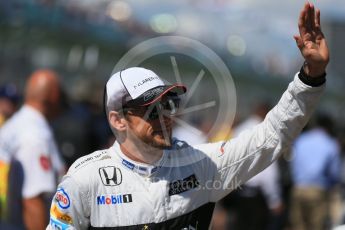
[46,175,90,230]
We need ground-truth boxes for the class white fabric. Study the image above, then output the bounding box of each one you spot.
[121,67,164,98]
[106,67,165,111]
[0,105,64,198]
[47,73,324,229]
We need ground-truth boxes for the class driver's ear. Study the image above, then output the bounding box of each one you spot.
[109,111,127,131]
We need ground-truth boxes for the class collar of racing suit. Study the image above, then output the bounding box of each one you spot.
[112,141,167,177]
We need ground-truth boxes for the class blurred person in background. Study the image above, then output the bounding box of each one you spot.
[0,83,20,127]
[290,113,341,230]
[213,103,284,230]
[0,69,65,230]
[46,3,330,229]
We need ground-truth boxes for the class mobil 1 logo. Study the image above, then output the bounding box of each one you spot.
[99,166,122,186]
[97,194,133,205]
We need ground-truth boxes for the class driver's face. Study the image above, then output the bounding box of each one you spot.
[125,108,173,148]
[123,96,179,148]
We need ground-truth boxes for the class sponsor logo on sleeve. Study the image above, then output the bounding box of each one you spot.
[40,155,51,171]
[99,166,122,186]
[55,188,70,209]
[168,174,200,196]
[51,204,73,224]
[50,216,74,230]
[96,194,132,205]
[218,142,226,157]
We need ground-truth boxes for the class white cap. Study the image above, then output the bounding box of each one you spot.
[105,67,186,111]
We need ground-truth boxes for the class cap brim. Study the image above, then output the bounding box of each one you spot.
[126,84,186,108]
[142,84,186,106]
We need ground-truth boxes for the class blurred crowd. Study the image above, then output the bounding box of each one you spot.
[1,69,345,230]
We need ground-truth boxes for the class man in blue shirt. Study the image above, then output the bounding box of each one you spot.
[291,114,341,230]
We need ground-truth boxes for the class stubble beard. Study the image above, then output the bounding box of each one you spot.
[136,129,172,150]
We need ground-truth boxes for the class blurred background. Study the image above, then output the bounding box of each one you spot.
[1,0,345,229]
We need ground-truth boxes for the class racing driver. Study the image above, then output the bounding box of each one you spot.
[47,2,329,229]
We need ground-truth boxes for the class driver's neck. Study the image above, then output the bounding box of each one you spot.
[119,140,163,165]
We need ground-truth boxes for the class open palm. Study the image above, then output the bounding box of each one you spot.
[294,2,329,77]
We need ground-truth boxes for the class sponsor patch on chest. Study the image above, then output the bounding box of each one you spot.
[96,194,133,205]
[168,174,200,196]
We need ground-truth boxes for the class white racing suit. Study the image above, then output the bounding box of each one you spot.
[47,74,324,229]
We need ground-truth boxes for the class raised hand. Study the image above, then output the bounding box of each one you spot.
[294,2,329,77]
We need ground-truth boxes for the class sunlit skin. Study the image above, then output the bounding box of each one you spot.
[294,2,329,77]
[109,97,175,164]
[25,69,61,120]
[126,107,173,148]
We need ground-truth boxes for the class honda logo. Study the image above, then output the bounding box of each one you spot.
[99,166,122,186]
